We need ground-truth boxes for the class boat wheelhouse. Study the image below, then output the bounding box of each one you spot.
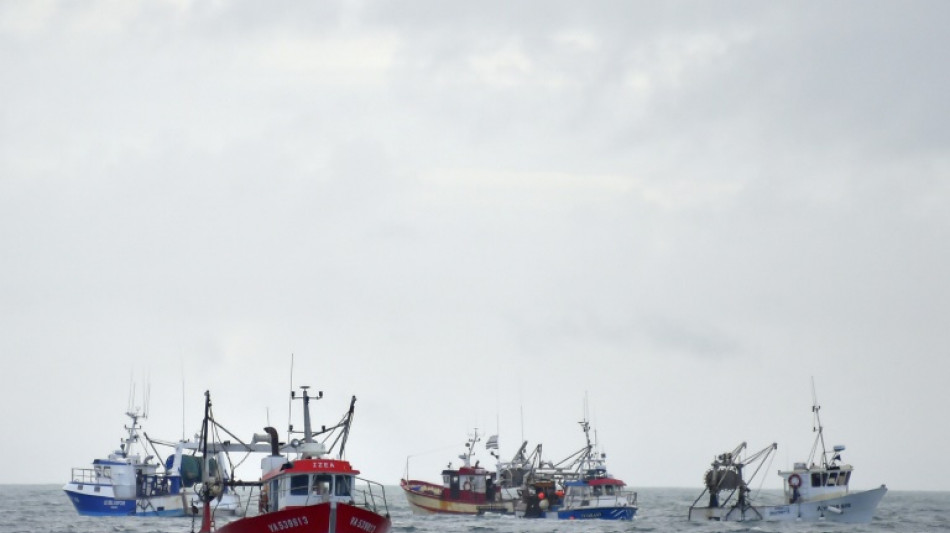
[260,458,361,512]
[557,476,636,520]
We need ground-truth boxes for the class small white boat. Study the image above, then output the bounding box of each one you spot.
[688,385,887,523]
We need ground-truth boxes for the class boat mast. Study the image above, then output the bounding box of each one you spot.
[198,390,214,533]
[460,429,479,467]
[121,378,147,458]
[808,378,829,468]
[121,410,142,458]
[286,354,294,444]
[578,393,593,470]
[291,385,323,443]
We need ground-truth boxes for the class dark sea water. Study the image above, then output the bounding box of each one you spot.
[1,486,946,533]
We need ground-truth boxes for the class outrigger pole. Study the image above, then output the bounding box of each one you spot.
[338,395,356,458]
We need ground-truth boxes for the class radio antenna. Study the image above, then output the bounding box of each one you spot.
[287,353,295,443]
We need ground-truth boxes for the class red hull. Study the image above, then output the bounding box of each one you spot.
[217,503,390,533]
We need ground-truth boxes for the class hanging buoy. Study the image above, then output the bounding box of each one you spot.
[788,473,802,488]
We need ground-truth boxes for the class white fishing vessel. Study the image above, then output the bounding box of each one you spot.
[688,386,887,523]
[63,407,244,517]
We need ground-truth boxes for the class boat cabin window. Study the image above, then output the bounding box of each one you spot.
[313,474,333,496]
[269,480,280,510]
[567,485,591,498]
[604,485,615,496]
[335,475,353,497]
[592,486,602,496]
[290,474,309,496]
[464,476,483,491]
[810,471,849,488]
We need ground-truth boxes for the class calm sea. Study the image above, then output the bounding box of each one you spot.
[1,485,946,533]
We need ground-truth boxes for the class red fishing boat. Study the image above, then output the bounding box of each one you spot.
[401,429,515,515]
[195,388,391,533]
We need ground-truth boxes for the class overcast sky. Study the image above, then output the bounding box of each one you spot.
[2,1,948,493]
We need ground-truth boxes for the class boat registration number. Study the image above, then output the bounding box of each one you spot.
[266,516,310,532]
[350,517,377,533]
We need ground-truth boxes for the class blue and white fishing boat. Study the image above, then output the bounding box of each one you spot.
[519,418,638,520]
[64,407,190,516]
[63,407,245,516]
[555,420,637,520]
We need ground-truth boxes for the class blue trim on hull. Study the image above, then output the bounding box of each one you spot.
[63,489,186,517]
[64,489,135,516]
[557,506,637,520]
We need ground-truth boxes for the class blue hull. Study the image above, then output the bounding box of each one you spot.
[64,489,135,516]
[557,506,636,520]
[63,490,186,517]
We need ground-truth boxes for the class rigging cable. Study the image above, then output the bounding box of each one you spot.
[751,447,777,500]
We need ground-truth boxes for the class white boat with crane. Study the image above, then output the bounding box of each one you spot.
[688,385,887,523]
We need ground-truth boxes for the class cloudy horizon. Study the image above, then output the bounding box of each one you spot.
[1,1,948,492]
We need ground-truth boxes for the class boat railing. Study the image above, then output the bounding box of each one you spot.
[70,468,101,485]
[233,486,264,517]
[354,477,390,516]
[622,489,638,507]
